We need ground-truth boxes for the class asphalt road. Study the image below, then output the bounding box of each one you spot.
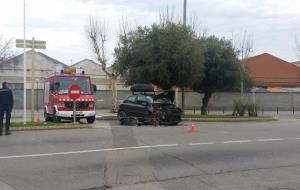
[0,119,300,190]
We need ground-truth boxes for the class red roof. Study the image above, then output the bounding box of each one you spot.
[245,53,300,87]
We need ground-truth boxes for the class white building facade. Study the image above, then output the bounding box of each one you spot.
[0,51,67,89]
[72,59,128,91]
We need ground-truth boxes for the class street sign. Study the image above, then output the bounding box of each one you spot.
[68,85,81,100]
[16,39,46,49]
[68,84,81,124]
[16,37,47,122]
[16,39,46,44]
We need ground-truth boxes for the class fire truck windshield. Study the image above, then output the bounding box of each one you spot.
[56,76,91,94]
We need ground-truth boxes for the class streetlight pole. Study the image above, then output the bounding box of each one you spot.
[23,0,27,124]
[183,0,187,25]
[181,0,187,114]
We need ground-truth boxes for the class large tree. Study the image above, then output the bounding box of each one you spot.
[114,22,204,91]
[192,36,249,115]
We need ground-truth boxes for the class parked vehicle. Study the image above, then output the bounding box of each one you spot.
[44,67,96,123]
[117,84,182,125]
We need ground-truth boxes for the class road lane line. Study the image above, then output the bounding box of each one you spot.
[0,144,178,159]
[257,138,285,142]
[189,142,214,146]
[223,140,253,144]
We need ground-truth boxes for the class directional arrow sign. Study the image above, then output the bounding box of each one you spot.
[16,39,46,49]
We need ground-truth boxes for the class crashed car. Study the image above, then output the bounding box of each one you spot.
[117,84,182,125]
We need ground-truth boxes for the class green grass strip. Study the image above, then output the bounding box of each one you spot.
[10,122,62,128]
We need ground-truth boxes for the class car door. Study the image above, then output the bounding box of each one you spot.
[122,95,138,117]
[134,95,150,119]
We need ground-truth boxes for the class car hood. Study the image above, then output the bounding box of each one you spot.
[153,90,175,103]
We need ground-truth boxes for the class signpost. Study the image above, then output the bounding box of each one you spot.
[16,38,46,122]
[68,85,81,123]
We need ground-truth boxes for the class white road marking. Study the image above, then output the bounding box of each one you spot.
[257,138,285,142]
[2,137,300,160]
[0,144,178,159]
[223,140,253,144]
[189,142,214,146]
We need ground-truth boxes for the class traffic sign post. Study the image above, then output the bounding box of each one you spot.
[16,37,46,123]
[68,85,81,124]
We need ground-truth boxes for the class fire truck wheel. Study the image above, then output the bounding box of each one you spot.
[87,116,95,124]
[44,109,52,122]
[52,110,61,122]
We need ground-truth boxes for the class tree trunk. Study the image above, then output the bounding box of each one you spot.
[201,92,212,115]
[111,76,118,113]
[175,87,179,107]
[181,87,185,114]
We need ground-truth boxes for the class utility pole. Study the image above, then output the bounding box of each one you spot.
[23,0,26,124]
[181,0,187,114]
[16,38,46,122]
[183,0,187,25]
[31,37,35,122]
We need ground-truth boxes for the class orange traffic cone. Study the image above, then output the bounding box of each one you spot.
[190,123,197,133]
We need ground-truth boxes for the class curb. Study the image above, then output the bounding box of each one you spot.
[97,115,278,122]
[11,125,93,131]
[96,116,118,120]
[182,117,278,122]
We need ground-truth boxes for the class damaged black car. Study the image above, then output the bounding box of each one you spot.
[117,84,182,126]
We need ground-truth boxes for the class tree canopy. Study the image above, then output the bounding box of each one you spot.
[192,36,251,115]
[113,22,251,115]
[113,22,204,90]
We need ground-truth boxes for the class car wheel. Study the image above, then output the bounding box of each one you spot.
[118,111,127,119]
[87,116,95,124]
[118,111,127,125]
[53,110,61,122]
[150,112,160,127]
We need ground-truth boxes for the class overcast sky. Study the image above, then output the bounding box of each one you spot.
[1,0,300,65]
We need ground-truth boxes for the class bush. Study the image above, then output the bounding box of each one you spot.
[232,100,247,116]
[246,103,259,117]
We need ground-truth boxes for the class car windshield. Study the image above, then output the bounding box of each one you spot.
[57,76,91,95]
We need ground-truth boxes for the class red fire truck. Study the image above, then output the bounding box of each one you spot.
[44,67,96,123]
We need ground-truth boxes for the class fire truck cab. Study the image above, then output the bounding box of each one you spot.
[44,67,96,123]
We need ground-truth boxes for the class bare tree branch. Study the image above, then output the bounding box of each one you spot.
[86,17,110,74]
[86,16,128,112]
[231,30,254,96]
[188,13,207,38]
[0,36,15,63]
[159,6,177,26]
[232,31,253,60]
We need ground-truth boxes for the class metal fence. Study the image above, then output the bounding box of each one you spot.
[10,90,300,114]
